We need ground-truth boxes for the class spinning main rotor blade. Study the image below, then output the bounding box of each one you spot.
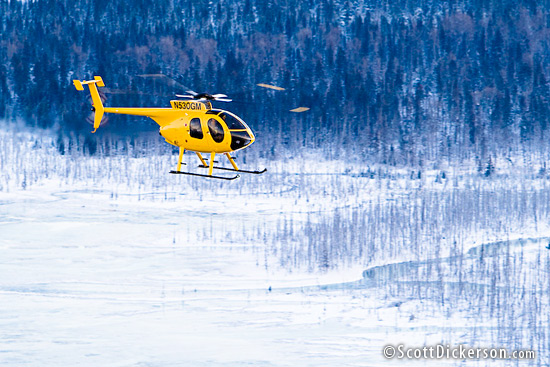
[137,74,309,112]
[195,97,232,102]
[289,107,310,113]
[257,83,285,91]
[103,88,151,95]
[137,74,188,90]
[176,92,233,102]
[256,83,310,112]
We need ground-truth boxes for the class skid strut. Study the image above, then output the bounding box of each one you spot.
[198,152,266,174]
[170,150,240,180]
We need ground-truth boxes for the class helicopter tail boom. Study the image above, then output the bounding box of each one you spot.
[73,76,105,133]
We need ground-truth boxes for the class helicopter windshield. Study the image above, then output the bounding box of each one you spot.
[230,131,252,150]
[218,112,246,130]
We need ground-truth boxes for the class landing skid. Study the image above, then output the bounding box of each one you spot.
[198,165,267,175]
[169,170,240,181]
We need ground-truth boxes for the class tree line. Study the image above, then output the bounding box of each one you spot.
[1,0,549,166]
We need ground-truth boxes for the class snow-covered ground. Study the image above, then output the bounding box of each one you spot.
[0,126,549,366]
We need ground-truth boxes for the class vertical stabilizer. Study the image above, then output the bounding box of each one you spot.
[73,76,106,133]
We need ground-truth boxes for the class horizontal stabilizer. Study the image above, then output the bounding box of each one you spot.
[94,76,105,87]
[73,80,84,91]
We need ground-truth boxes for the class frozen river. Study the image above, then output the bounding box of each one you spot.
[0,182,548,366]
[0,187,398,366]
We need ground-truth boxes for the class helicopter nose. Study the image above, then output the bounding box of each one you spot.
[248,129,255,143]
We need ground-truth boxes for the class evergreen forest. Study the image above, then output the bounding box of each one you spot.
[1,0,549,166]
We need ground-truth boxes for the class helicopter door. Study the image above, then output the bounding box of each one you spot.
[207,118,225,143]
[189,118,203,139]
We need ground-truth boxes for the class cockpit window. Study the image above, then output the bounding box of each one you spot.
[218,112,246,130]
[207,118,225,143]
[190,118,203,139]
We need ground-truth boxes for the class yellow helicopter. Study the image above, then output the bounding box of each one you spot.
[73,76,265,180]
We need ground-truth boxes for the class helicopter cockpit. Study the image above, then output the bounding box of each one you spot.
[206,109,255,150]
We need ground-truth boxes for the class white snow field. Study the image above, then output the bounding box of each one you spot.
[0,127,549,366]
